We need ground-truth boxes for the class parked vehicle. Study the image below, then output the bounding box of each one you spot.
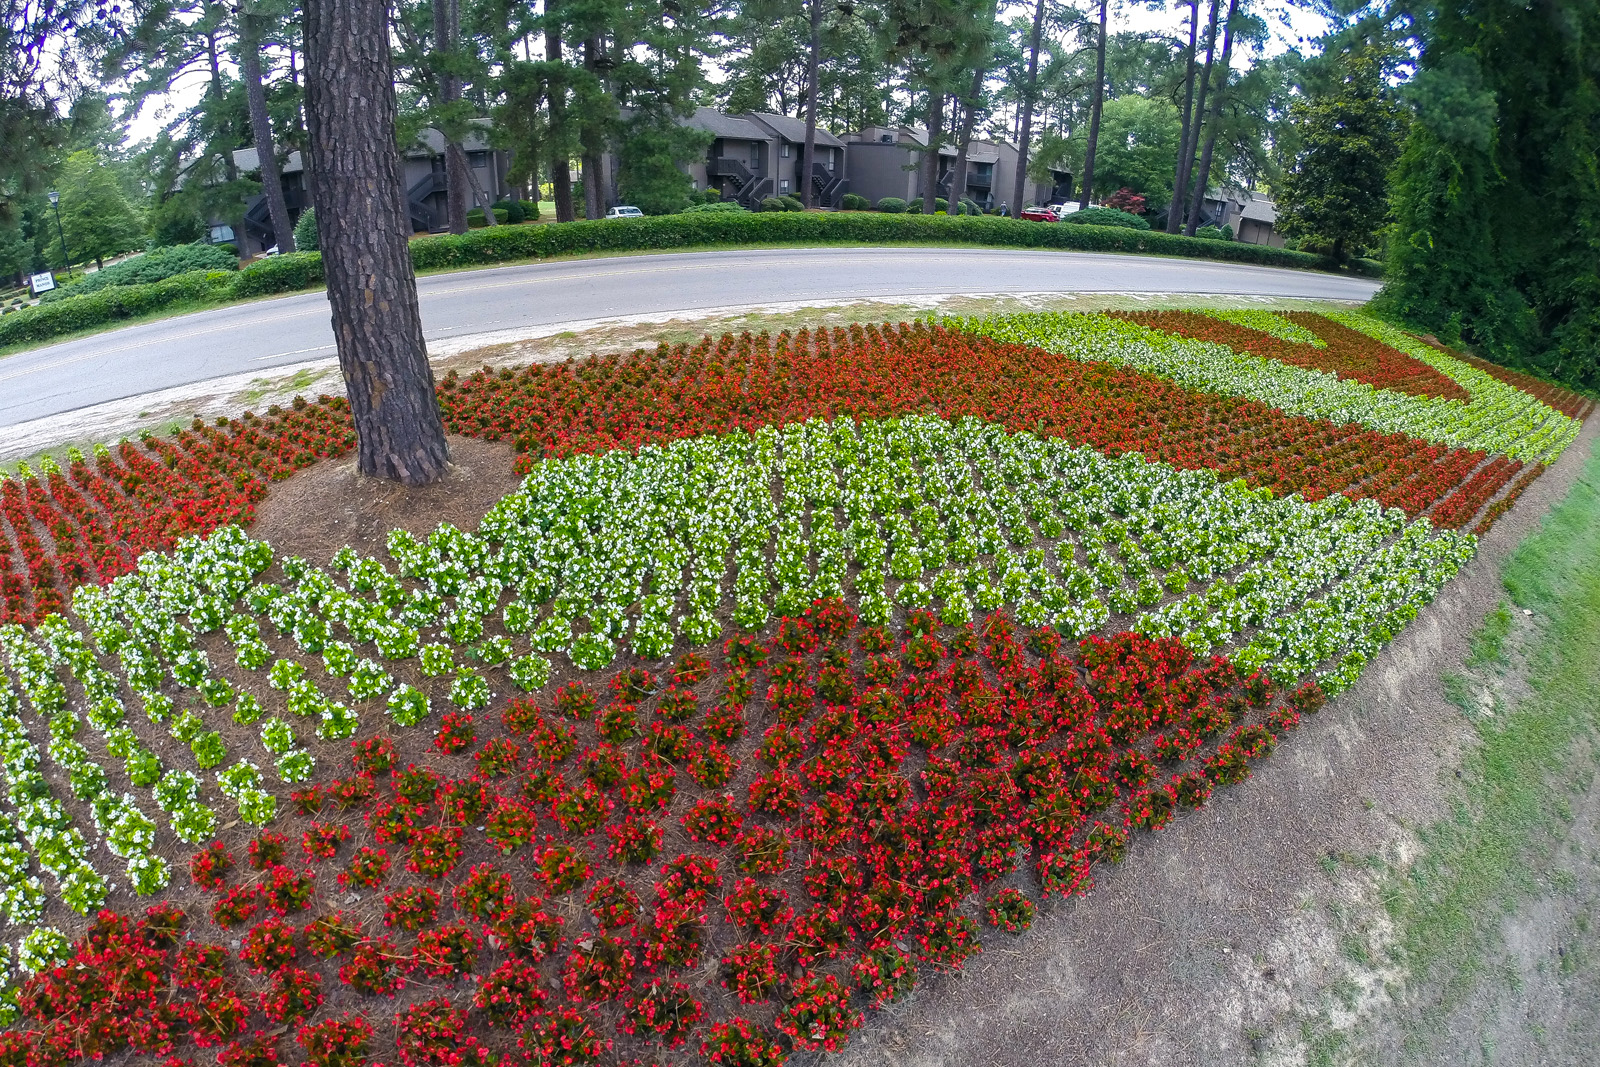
[1019,203,1072,222]
[605,206,645,220]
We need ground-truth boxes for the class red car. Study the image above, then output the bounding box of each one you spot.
[1019,204,1071,222]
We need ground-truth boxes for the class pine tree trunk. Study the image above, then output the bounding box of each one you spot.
[1165,0,1201,233]
[304,0,450,485]
[800,0,822,208]
[547,18,575,223]
[433,0,470,233]
[582,36,607,216]
[1012,0,1047,211]
[1176,0,1221,231]
[1079,0,1109,208]
[1185,0,1238,236]
[921,90,945,214]
[952,12,995,214]
[239,10,296,253]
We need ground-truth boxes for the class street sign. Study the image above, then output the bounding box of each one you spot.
[29,272,56,295]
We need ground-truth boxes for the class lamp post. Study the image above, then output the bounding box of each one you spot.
[48,190,73,278]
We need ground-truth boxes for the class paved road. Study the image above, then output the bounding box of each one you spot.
[0,247,1379,429]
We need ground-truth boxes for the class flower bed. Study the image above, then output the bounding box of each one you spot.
[0,304,1579,1062]
[3,314,1581,626]
[961,312,1581,462]
[9,602,1362,1065]
[1109,309,1470,401]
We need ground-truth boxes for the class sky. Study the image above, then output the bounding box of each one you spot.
[120,0,1332,147]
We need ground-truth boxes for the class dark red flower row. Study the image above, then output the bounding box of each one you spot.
[3,319,1564,629]
[0,399,354,626]
[11,602,1323,1067]
[1110,310,1471,401]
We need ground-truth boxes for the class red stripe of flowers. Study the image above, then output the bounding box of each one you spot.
[0,321,1545,628]
[1108,310,1471,402]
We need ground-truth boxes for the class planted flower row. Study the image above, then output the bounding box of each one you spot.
[8,601,1344,1065]
[958,311,1580,463]
[1,316,1573,625]
[0,400,353,626]
[1113,309,1471,401]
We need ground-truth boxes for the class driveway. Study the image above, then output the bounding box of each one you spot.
[0,247,1379,430]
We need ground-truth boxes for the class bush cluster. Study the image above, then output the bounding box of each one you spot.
[38,243,238,304]
[1061,207,1150,230]
[1,213,1373,351]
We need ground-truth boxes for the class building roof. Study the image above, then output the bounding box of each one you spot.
[232,148,306,176]
[410,123,495,155]
[1236,193,1277,224]
[745,112,846,148]
[685,107,771,141]
[963,141,1001,165]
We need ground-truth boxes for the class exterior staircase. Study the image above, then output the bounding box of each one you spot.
[710,157,773,208]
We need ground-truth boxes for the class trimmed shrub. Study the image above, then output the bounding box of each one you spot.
[1195,225,1230,241]
[759,197,786,213]
[683,202,748,213]
[1062,207,1150,230]
[0,270,232,348]
[39,243,238,303]
[840,193,870,211]
[466,207,511,227]
[292,209,319,253]
[779,196,804,212]
[231,252,325,296]
[875,197,907,213]
[2,212,1365,351]
[958,198,982,216]
[1219,224,1234,241]
[493,200,527,224]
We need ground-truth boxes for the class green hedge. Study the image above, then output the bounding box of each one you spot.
[230,252,326,297]
[0,270,234,348]
[2,214,1377,351]
[406,212,1366,273]
[38,243,238,304]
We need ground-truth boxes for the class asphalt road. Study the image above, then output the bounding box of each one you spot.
[0,247,1380,430]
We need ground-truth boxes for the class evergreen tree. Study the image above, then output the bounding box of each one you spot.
[51,150,145,269]
[1381,0,1600,389]
[1275,46,1402,263]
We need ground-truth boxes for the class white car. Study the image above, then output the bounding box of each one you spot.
[604,206,645,219]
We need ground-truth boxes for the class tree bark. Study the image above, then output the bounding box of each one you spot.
[1011,0,1047,211]
[303,0,450,485]
[952,1,997,213]
[921,90,945,214]
[1164,0,1201,233]
[205,20,238,183]
[1185,0,1238,236]
[434,0,472,233]
[239,8,296,253]
[1079,0,1109,208]
[582,36,607,216]
[800,0,822,208]
[546,15,575,223]
[1175,0,1220,231]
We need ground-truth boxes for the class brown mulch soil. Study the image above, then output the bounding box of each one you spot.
[249,435,522,565]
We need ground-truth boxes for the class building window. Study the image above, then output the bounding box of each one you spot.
[751,144,760,168]
[781,142,790,158]
[779,179,790,193]
[210,225,235,244]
